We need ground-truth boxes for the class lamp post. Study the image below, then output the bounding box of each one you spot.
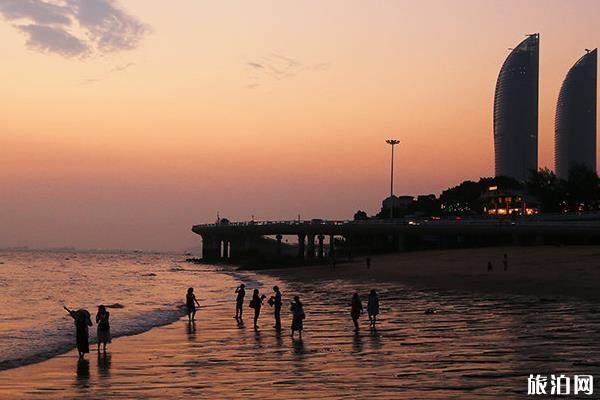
[386,139,400,219]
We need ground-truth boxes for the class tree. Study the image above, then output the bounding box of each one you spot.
[439,176,522,215]
[353,210,368,220]
[565,164,600,211]
[526,168,563,212]
[440,180,481,214]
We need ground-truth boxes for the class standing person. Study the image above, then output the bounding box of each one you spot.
[366,257,371,269]
[269,286,282,331]
[487,261,493,272]
[290,296,305,338]
[235,284,246,319]
[503,253,508,271]
[186,287,200,322]
[96,305,111,352]
[64,306,93,359]
[367,289,379,328]
[350,292,363,332]
[249,289,266,329]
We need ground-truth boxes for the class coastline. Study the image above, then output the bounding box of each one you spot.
[3,246,600,399]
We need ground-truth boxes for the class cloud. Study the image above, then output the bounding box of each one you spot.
[245,52,305,83]
[247,62,264,70]
[79,61,136,85]
[18,23,87,57]
[0,0,150,58]
[244,52,330,89]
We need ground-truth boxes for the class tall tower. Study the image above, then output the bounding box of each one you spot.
[494,34,540,181]
[555,49,597,179]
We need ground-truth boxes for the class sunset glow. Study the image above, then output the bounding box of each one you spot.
[2,0,599,250]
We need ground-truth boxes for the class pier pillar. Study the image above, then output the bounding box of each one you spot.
[317,235,325,258]
[307,234,315,259]
[222,241,230,259]
[329,235,335,257]
[228,239,238,259]
[298,234,306,259]
[276,234,283,257]
[201,235,220,261]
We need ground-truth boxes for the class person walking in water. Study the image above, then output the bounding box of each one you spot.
[64,306,93,359]
[235,284,246,319]
[350,292,363,332]
[367,289,379,328]
[269,286,282,331]
[290,296,305,338]
[96,305,111,352]
[186,287,200,322]
[249,289,266,329]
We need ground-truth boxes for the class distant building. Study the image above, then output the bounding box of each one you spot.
[494,34,539,181]
[555,49,597,179]
[482,186,539,216]
[382,195,413,211]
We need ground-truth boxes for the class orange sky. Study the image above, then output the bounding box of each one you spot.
[1,0,599,250]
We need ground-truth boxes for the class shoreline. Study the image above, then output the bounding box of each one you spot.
[3,246,600,398]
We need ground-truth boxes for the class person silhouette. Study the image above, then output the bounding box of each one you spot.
[235,284,246,319]
[503,253,508,271]
[366,257,371,269]
[249,289,266,329]
[367,289,379,328]
[290,296,305,338]
[64,306,93,359]
[186,287,200,322]
[269,286,282,331]
[350,292,363,332]
[487,261,493,272]
[95,305,111,352]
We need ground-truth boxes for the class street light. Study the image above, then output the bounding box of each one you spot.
[386,139,400,219]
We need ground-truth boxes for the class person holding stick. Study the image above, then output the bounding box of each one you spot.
[64,306,93,359]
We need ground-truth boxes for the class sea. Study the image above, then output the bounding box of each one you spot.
[2,250,600,398]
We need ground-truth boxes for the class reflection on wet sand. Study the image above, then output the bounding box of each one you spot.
[97,352,111,379]
[187,321,196,338]
[75,358,90,389]
[4,268,600,399]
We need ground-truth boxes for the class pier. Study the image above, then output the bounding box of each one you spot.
[192,215,600,263]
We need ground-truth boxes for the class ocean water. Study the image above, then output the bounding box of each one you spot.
[0,250,239,371]
[2,251,600,398]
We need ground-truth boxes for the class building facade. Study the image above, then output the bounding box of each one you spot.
[555,49,597,179]
[494,34,540,181]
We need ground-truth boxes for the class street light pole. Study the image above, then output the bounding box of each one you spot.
[386,139,400,219]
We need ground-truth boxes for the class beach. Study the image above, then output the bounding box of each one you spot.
[2,246,600,399]
[263,245,600,302]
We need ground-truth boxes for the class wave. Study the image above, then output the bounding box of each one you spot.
[0,302,186,372]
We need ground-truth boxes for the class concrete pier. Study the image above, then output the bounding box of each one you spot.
[193,216,600,264]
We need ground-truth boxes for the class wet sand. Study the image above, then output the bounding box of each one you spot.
[3,246,600,399]
[264,246,600,302]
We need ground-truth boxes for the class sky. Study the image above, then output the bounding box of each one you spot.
[1,0,599,251]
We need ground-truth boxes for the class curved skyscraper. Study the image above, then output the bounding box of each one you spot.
[494,34,539,181]
[555,49,597,179]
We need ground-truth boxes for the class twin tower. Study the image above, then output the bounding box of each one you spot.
[493,34,597,180]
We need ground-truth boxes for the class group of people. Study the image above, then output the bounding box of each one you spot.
[231,284,306,337]
[64,305,111,359]
[65,284,380,360]
[186,284,380,337]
